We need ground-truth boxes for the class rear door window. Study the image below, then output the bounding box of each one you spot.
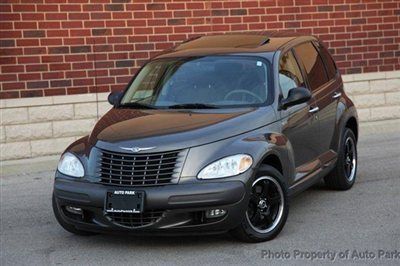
[317,42,337,81]
[294,42,329,91]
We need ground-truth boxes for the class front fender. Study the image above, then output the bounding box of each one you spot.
[179,123,294,186]
[59,135,100,180]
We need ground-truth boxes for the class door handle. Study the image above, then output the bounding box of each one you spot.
[333,92,342,99]
[309,106,319,113]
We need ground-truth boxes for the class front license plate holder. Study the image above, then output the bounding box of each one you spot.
[105,190,144,214]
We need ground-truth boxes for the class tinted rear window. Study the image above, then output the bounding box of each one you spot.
[318,43,337,80]
[294,42,329,91]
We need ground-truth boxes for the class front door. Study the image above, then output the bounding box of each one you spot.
[278,50,320,181]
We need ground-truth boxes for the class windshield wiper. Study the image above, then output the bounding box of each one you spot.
[118,102,156,109]
[167,103,220,109]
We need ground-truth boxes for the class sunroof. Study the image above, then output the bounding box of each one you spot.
[176,34,270,50]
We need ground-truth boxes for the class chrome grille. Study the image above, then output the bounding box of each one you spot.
[98,149,185,186]
[107,210,164,228]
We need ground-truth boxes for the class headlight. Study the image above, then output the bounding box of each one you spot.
[197,154,253,179]
[57,152,84,177]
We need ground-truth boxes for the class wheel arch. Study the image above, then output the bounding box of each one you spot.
[332,104,359,152]
[255,149,293,186]
[259,154,283,175]
[345,116,358,142]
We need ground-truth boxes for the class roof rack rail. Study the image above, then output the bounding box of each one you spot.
[259,37,270,46]
[180,35,202,45]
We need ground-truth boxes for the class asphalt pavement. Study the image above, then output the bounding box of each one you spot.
[1,119,399,266]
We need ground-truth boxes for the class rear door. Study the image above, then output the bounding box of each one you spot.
[315,42,342,152]
[293,41,338,164]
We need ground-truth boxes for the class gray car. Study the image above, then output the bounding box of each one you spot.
[53,32,358,242]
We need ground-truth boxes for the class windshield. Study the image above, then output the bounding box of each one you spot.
[120,56,271,109]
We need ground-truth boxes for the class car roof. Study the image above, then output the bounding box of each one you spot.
[155,31,316,59]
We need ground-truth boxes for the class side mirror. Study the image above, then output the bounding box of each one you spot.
[107,91,123,107]
[280,87,311,110]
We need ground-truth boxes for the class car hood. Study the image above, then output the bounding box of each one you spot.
[90,106,276,152]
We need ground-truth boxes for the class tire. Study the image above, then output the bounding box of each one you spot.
[231,165,289,243]
[324,128,358,190]
[52,194,96,236]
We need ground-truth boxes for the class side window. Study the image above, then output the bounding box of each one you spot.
[317,42,337,80]
[294,42,329,91]
[279,50,305,98]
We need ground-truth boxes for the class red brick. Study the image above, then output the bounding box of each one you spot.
[37,5,58,12]
[83,4,103,12]
[45,13,67,21]
[17,56,40,64]
[0,57,16,65]
[27,81,49,89]
[64,54,86,62]
[44,88,66,96]
[66,70,86,79]
[1,65,24,73]
[153,11,173,18]
[2,82,25,90]
[20,90,43,98]
[38,21,60,29]
[64,38,85,45]
[17,39,40,47]
[13,4,35,12]
[104,20,124,28]
[126,3,146,11]
[0,73,17,82]
[73,78,94,86]
[71,62,93,70]
[18,73,41,81]
[166,3,185,10]
[113,28,133,35]
[67,87,88,95]
[91,12,112,20]
[0,91,20,99]
[134,11,153,19]
[113,12,132,20]
[69,13,90,20]
[0,22,13,30]
[21,13,45,21]
[186,2,204,10]
[62,21,83,29]
[147,3,165,10]
[49,63,71,71]
[0,4,11,12]
[60,4,81,12]
[14,22,37,29]
[0,14,20,21]
[47,30,69,37]
[50,79,71,88]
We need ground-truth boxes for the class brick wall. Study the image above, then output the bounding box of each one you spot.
[1,0,399,99]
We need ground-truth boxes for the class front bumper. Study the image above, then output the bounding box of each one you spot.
[53,177,249,235]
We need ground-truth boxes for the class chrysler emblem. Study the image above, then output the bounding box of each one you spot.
[119,146,156,153]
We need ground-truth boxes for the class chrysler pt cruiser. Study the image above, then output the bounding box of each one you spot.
[53,32,358,242]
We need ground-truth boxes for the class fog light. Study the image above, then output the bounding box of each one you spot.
[65,206,83,215]
[205,209,226,218]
